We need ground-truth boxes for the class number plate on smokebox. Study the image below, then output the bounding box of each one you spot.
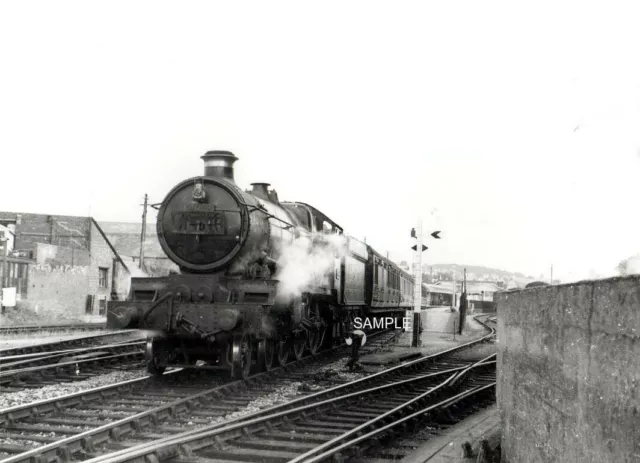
[172,211,226,235]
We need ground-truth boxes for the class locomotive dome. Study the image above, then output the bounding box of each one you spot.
[156,150,252,273]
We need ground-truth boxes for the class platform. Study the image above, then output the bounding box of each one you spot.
[360,309,489,366]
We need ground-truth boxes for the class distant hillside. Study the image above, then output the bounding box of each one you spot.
[427,264,535,280]
[395,262,539,288]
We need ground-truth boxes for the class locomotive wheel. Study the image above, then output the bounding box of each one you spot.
[145,338,166,376]
[230,333,253,380]
[306,330,320,355]
[292,336,305,361]
[276,339,291,366]
[257,338,275,372]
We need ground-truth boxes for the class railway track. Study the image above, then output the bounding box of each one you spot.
[0,341,146,391]
[0,331,144,358]
[0,319,494,463]
[0,330,401,462]
[79,353,496,463]
[0,323,106,337]
[313,371,496,462]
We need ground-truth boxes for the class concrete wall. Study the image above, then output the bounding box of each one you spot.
[25,233,127,318]
[422,310,457,333]
[497,275,640,463]
[25,264,90,319]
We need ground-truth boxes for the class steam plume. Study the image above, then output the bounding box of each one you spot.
[274,233,350,302]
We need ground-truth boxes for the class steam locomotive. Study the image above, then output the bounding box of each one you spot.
[107,151,424,378]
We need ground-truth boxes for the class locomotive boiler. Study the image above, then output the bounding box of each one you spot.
[107,150,415,378]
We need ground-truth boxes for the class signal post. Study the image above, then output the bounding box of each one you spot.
[409,224,441,348]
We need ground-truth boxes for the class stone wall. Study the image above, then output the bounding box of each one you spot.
[497,275,640,462]
[24,231,127,318]
[25,264,90,319]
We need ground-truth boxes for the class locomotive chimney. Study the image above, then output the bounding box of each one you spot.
[201,150,239,181]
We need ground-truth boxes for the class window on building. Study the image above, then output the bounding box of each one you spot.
[85,295,94,315]
[99,298,107,316]
[98,267,108,288]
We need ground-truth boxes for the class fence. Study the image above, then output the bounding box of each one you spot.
[0,256,32,298]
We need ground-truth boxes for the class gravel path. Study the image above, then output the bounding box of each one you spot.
[0,370,148,410]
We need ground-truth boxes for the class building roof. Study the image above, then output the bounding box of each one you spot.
[425,283,453,294]
[0,211,128,272]
[429,280,499,294]
[466,282,500,293]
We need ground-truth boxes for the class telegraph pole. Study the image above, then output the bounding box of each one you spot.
[139,194,148,270]
[0,235,7,314]
[550,264,553,284]
[411,221,423,348]
[452,269,456,310]
[0,235,7,289]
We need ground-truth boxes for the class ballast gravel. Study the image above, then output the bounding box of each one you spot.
[0,370,147,410]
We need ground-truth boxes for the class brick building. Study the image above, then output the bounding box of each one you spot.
[0,212,130,319]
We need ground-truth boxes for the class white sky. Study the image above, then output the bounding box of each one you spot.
[1,1,638,281]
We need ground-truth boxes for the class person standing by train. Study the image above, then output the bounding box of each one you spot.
[345,329,366,371]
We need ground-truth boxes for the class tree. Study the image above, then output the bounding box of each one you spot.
[617,258,629,276]
[616,254,640,276]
